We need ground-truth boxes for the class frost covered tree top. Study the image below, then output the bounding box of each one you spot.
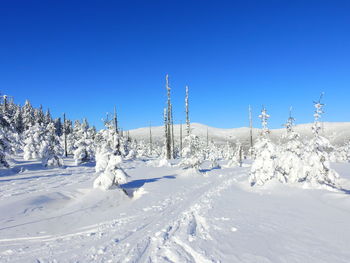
[312,93,325,136]
[259,106,270,136]
[284,107,295,134]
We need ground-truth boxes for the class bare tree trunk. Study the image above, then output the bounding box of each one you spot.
[164,108,170,159]
[114,106,118,134]
[249,105,253,157]
[63,113,68,157]
[239,145,243,167]
[113,106,121,155]
[185,86,190,136]
[180,121,182,157]
[171,104,175,159]
[166,75,172,160]
[149,122,153,155]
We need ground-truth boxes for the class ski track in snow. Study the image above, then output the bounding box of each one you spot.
[1,157,350,262]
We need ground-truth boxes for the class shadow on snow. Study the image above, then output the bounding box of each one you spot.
[121,175,176,189]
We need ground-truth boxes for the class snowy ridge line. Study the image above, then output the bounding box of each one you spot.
[123,170,244,262]
[128,122,350,145]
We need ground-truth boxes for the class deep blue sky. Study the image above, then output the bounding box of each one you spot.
[1,0,349,130]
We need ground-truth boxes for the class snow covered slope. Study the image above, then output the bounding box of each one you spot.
[129,122,350,146]
[1,157,350,262]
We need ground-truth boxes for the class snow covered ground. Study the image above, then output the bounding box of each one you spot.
[1,157,350,262]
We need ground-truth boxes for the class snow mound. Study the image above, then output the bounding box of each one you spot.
[132,187,148,200]
[93,169,128,190]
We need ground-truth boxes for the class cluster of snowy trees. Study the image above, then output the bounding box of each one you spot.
[249,96,342,188]
[2,85,349,192]
[0,96,97,168]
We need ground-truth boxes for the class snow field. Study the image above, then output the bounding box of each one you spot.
[0,157,350,262]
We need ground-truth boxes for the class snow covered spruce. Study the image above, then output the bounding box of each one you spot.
[301,96,339,186]
[249,96,339,188]
[93,121,129,191]
[249,107,278,186]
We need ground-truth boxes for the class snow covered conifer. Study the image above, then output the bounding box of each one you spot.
[180,133,204,170]
[73,119,95,165]
[0,128,10,168]
[22,100,35,130]
[249,107,277,186]
[54,118,63,137]
[34,105,45,125]
[40,123,64,167]
[206,140,221,169]
[93,119,129,191]
[227,143,243,168]
[44,109,52,125]
[275,108,304,183]
[13,107,24,134]
[302,95,338,186]
[23,124,43,160]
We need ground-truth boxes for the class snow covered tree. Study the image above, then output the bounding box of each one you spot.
[226,143,243,168]
[222,141,234,160]
[275,108,304,183]
[302,95,338,186]
[34,105,45,125]
[0,128,10,168]
[249,107,278,186]
[54,117,63,137]
[13,106,24,134]
[73,119,95,165]
[40,123,64,167]
[22,100,35,130]
[66,120,81,155]
[93,120,129,191]
[205,140,221,169]
[23,124,44,160]
[44,109,52,125]
[180,134,204,170]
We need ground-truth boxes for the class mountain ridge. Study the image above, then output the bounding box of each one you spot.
[128,122,350,146]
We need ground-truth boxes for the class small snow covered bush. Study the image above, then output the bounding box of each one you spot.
[249,137,277,186]
[179,134,204,170]
[93,127,129,190]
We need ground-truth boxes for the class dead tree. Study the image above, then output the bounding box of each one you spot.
[180,121,183,157]
[185,86,190,136]
[63,113,68,157]
[170,104,175,158]
[149,122,153,154]
[248,105,253,157]
[163,107,170,159]
[165,74,172,160]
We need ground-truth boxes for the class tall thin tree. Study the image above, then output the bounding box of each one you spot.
[248,105,253,157]
[170,104,175,158]
[163,107,170,158]
[114,106,118,134]
[179,120,183,157]
[166,75,172,160]
[63,113,68,157]
[185,86,190,136]
[149,121,153,154]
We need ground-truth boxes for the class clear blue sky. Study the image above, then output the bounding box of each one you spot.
[1,0,349,130]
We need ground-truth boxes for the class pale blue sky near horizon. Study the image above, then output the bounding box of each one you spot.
[1,0,349,130]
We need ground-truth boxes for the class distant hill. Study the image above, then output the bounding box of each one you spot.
[128,122,350,147]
